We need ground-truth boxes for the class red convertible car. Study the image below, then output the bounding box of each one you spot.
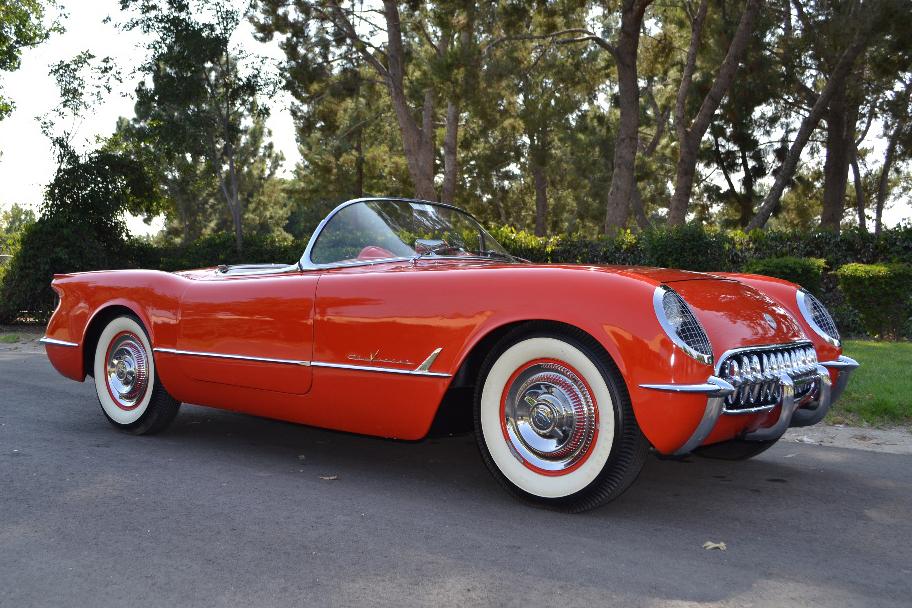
[42,198,857,511]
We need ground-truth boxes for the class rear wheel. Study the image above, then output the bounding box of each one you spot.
[474,326,648,512]
[93,315,180,435]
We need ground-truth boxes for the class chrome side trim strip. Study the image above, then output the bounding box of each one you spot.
[311,361,450,378]
[39,337,79,348]
[153,348,310,366]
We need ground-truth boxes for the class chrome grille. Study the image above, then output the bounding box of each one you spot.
[805,292,840,341]
[718,343,819,412]
[662,290,712,359]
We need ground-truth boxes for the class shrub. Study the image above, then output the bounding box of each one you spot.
[639,223,734,271]
[836,263,912,339]
[0,215,131,322]
[744,256,827,295]
[0,151,158,322]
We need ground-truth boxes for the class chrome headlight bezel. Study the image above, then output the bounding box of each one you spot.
[653,286,713,366]
[795,289,840,347]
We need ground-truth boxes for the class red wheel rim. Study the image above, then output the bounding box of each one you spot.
[499,358,599,476]
[104,331,150,411]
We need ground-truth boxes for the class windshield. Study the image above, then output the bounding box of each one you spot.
[307,199,514,266]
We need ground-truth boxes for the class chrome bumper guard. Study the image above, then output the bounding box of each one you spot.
[640,355,858,455]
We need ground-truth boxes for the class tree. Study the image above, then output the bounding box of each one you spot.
[484,11,602,235]
[0,203,36,253]
[747,0,907,231]
[122,0,279,252]
[255,0,484,203]
[874,78,912,233]
[0,0,59,121]
[666,0,761,225]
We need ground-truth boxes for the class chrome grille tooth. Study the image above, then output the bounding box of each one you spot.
[717,343,816,412]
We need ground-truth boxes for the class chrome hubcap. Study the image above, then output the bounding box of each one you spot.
[106,334,149,409]
[502,361,597,472]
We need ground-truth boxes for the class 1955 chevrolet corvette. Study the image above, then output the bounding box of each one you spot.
[42,198,858,511]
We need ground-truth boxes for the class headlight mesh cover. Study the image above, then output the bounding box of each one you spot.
[662,289,713,359]
[803,291,840,342]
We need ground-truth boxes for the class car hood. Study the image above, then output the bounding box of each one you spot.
[662,276,808,353]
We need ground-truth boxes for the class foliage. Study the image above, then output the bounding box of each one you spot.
[744,257,827,295]
[0,203,36,254]
[836,262,912,339]
[0,151,160,322]
[0,0,59,120]
[120,0,280,251]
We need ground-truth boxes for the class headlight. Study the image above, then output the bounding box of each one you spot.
[653,286,713,365]
[796,289,840,347]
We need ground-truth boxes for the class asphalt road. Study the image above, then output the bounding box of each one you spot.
[2,349,911,608]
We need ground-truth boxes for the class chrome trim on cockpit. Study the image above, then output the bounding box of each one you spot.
[298,197,493,271]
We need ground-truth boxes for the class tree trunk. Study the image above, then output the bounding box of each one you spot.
[820,90,856,232]
[668,0,760,225]
[875,126,902,235]
[850,150,866,231]
[746,34,869,231]
[603,1,651,233]
[442,100,459,204]
[630,186,651,231]
[669,139,699,225]
[354,126,364,198]
[874,81,912,235]
[381,1,437,200]
[531,157,548,236]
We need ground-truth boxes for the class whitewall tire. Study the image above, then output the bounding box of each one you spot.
[93,315,180,434]
[474,325,648,512]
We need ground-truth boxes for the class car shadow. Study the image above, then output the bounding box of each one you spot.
[146,403,911,605]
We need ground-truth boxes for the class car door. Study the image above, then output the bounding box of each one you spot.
[175,269,318,394]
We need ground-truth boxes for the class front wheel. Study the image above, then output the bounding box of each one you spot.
[474,327,648,512]
[93,315,181,435]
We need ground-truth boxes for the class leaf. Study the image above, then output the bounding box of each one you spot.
[703,541,727,551]
[319,475,338,481]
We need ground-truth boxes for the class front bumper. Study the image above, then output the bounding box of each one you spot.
[641,355,859,455]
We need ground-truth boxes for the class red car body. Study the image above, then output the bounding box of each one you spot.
[42,251,852,455]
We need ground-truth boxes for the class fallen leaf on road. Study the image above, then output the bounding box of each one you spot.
[703,541,727,551]
[319,475,338,481]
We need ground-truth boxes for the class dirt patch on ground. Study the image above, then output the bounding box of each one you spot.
[784,424,912,455]
[0,325,44,353]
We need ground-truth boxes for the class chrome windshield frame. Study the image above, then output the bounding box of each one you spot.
[299,197,509,270]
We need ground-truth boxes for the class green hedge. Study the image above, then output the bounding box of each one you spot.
[5,221,912,338]
[836,263,912,339]
[744,257,827,295]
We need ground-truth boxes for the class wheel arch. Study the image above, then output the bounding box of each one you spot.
[428,319,628,436]
[82,302,154,378]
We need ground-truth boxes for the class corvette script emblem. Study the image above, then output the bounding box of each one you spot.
[347,350,414,366]
[763,313,777,330]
